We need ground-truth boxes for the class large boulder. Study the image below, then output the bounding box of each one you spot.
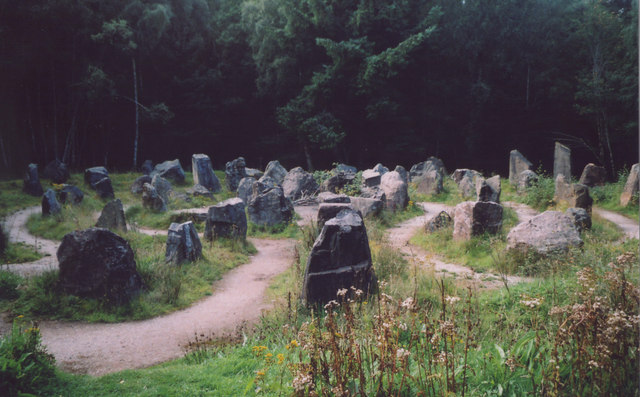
[142,183,166,212]
[131,175,152,195]
[425,211,452,233]
[517,170,539,192]
[23,164,43,196]
[245,168,264,179]
[225,157,247,192]
[58,185,84,205]
[43,159,70,184]
[248,185,294,227]
[96,199,127,232]
[579,163,606,187]
[93,177,115,199]
[506,211,582,255]
[57,228,143,304]
[42,189,62,216]
[452,169,481,185]
[152,175,173,203]
[322,172,356,193]
[166,221,202,265]
[362,170,381,187]
[282,167,318,200]
[458,174,477,198]
[152,159,185,184]
[141,160,154,176]
[509,150,532,185]
[237,177,257,204]
[349,197,383,218]
[318,192,350,204]
[192,154,222,193]
[410,157,446,181]
[620,163,639,207]
[316,203,354,230]
[335,164,357,174]
[394,165,409,184]
[476,175,501,203]
[553,142,571,179]
[453,201,503,240]
[415,170,443,195]
[380,171,409,211]
[372,163,389,175]
[204,198,247,240]
[360,186,386,201]
[555,175,593,212]
[565,207,591,233]
[186,184,213,199]
[84,166,109,186]
[0,224,5,257]
[302,209,375,304]
[263,160,288,185]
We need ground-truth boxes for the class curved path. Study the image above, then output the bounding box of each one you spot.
[593,207,639,240]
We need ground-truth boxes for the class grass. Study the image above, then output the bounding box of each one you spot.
[1,242,44,264]
[410,177,463,206]
[247,221,300,239]
[590,168,639,218]
[0,179,42,218]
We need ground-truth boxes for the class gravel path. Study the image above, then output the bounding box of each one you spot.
[593,207,639,240]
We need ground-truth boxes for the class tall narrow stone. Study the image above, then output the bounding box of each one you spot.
[509,150,532,185]
[192,154,221,193]
[553,142,571,180]
[620,163,640,207]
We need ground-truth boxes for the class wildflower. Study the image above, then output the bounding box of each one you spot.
[445,296,460,305]
[336,288,348,297]
[17,315,24,319]
[401,297,415,310]
[519,295,542,308]
[324,300,339,310]
[398,322,408,331]
[396,348,411,359]
[292,371,313,392]
[277,353,285,364]
[290,339,299,348]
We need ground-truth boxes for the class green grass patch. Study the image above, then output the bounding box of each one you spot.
[1,242,44,264]
[410,177,463,206]
[590,169,639,218]
[247,220,300,239]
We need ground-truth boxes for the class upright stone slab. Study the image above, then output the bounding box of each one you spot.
[476,175,501,203]
[166,221,202,265]
[93,177,115,199]
[131,175,152,194]
[43,159,70,184]
[236,177,256,204]
[316,203,354,230]
[84,166,109,186]
[565,207,591,233]
[0,224,5,257]
[555,175,593,212]
[42,189,62,216]
[247,185,294,227]
[23,164,43,196]
[453,201,503,241]
[362,170,381,187]
[620,163,640,207]
[509,150,532,185]
[225,157,247,192]
[507,211,582,255]
[458,175,476,198]
[142,183,166,212]
[517,170,538,192]
[394,165,409,184]
[141,160,154,175]
[415,170,443,195]
[410,157,446,181]
[380,171,409,211]
[96,199,127,232]
[349,197,383,218]
[204,198,247,240]
[57,228,143,304]
[553,142,571,179]
[152,175,173,203]
[152,159,186,184]
[192,154,222,193]
[302,209,375,304]
[59,185,84,205]
[579,163,606,187]
[263,160,288,185]
[282,167,318,200]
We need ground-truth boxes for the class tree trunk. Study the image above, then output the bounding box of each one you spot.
[52,62,59,160]
[132,57,140,170]
[525,64,530,109]
[303,143,314,171]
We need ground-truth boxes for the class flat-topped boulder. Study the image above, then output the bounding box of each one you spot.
[410,157,446,181]
[186,184,213,199]
[248,185,294,227]
[316,202,354,230]
[142,183,166,212]
[43,159,70,183]
[318,192,350,203]
[152,159,185,184]
[96,199,127,232]
[204,198,247,240]
[507,211,582,255]
[620,163,639,207]
[93,177,115,199]
[58,228,143,304]
[84,166,109,186]
[245,168,264,179]
[59,185,84,205]
[414,170,443,195]
[131,175,152,194]
[453,201,503,240]
[192,154,221,193]
[476,175,501,203]
[380,171,409,211]
[42,189,62,216]
[282,167,318,200]
[302,209,375,304]
[349,196,383,218]
[23,163,43,196]
[166,221,202,265]
[579,163,606,187]
[509,150,532,185]
[555,175,592,212]
[225,157,247,192]
[362,169,381,187]
[321,172,355,193]
[263,160,288,184]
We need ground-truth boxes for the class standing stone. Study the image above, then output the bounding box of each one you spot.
[57,228,143,304]
[58,185,84,205]
[322,172,355,193]
[458,175,477,198]
[263,160,288,185]
[349,197,384,218]
[316,203,354,230]
[517,170,539,192]
[507,211,582,255]
[0,224,5,257]
[452,169,482,185]
[84,166,109,186]
[579,163,607,187]
[245,168,264,179]
[565,207,591,233]
[372,163,389,175]
[415,170,443,195]
[425,211,452,233]
[42,189,62,216]
[360,186,386,201]
[362,170,381,187]
[166,221,202,265]
[93,177,115,199]
[553,142,571,179]
[186,184,214,199]
[394,165,409,184]
[380,171,409,211]
[96,199,127,232]
[225,157,247,192]
[43,159,70,184]
[620,163,640,207]
[236,177,256,204]
[509,150,533,185]
[453,201,503,241]
[131,175,152,194]
[318,192,350,204]
[152,175,173,203]
[476,175,501,203]
[192,154,222,193]
[204,198,247,240]
[555,175,593,212]
[302,209,375,304]
[142,183,166,212]
[410,157,446,181]
[152,159,186,184]
[282,167,318,200]
[23,164,43,196]
[247,185,294,227]
[141,160,154,175]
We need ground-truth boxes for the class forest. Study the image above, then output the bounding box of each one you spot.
[0,0,637,176]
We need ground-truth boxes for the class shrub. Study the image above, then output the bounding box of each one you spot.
[522,171,555,211]
[0,271,21,300]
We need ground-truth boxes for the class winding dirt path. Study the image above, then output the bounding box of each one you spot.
[593,207,639,240]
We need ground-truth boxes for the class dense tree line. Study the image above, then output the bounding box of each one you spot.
[0,0,636,177]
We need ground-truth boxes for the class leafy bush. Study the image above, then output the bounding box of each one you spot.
[0,271,21,300]
[522,172,555,211]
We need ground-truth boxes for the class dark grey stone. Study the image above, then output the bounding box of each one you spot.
[43,159,70,184]
[57,228,143,304]
[452,169,482,185]
[142,183,166,212]
[476,175,501,203]
[96,199,127,232]
[316,203,353,230]
[166,221,202,265]
[84,166,109,186]
[225,157,247,192]
[360,186,386,201]
[517,170,539,192]
[263,160,288,185]
[92,177,115,199]
[282,167,318,200]
[247,185,294,227]
[410,157,446,181]
[318,192,350,204]
[453,201,503,240]
[141,160,154,175]
[131,175,152,195]
[579,163,606,187]
[394,165,408,184]
[59,185,84,205]
[362,170,381,187]
[186,184,214,199]
[321,172,355,193]
[555,175,593,212]
[245,168,264,179]
[192,154,221,193]
[152,159,186,184]
[204,198,247,240]
[237,177,257,204]
[349,197,383,218]
[335,164,357,174]
[426,211,452,233]
[152,175,173,203]
[23,164,43,196]
[415,170,443,195]
[565,207,591,233]
[42,189,61,216]
[372,163,389,175]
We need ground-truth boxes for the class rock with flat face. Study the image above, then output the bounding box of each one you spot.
[453,201,503,240]
[425,211,452,233]
[517,170,538,192]
[372,163,389,175]
[152,159,185,184]
[410,157,446,181]
[225,157,247,192]
[380,171,409,211]
[96,199,127,232]
[0,224,5,256]
[236,177,257,204]
[565,207,591,233]
[553,142,571,179]
[620,163,639,207]
[555,175,593,212]
[318,192,350,204]
[205,198,247,240]
[302,209,375,304]
[282,167,318,200]
[509,150,532,185]
[458,175,476,198]
[415,170,443,195]
[322,172,356,193]
[394,165,409,184]
[263,160,288,185]
[245,168,264,179]
[57,228,143,304]
[84,166,109,186]
[141,160,154,176]
[186,184,213,199]
[43,159,70,184]
[166,221,202,265]
[131,175,152,195]
[93,177,115,199]
[248,185,294,227]
[152,175,173,204]
[349,197,383,218]
[452,169,482,185]
[142,183,166,212]
[316,203,354,231]
[59,185,84,205]
[360,186,386,201]
[579,163,606,187]
[507,211,582,255]
[192,154,221,193]
[42,189,62,216]
[476,175,501,203]
[362,170,381,187]
[23,164,43,196]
